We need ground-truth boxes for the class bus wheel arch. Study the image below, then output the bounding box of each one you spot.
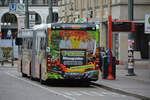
[21,59,26,77]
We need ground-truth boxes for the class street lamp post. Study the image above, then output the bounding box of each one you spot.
[48,0,53,23]
[25,0,29,29]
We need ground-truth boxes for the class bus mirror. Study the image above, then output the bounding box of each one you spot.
[46,47,50,53]
[15,38,23,45]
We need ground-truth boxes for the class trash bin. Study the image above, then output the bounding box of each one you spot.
[102,57,116,79]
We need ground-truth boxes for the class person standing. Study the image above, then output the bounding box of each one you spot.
[7,30,12,39]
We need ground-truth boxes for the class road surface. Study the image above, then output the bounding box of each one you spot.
[0,67,140,100]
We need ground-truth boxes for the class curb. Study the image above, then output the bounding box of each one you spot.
[91,82,150,100]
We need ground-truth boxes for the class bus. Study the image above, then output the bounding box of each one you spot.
[17,23,100,84]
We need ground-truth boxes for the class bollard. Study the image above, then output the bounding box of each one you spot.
[127,40,136,76]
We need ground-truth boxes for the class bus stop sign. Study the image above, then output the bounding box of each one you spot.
[145,14,150,34]
[9,3,16,12]
[112,21,135,32]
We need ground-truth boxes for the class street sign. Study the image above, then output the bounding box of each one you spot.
[9,3,25,14]
[112,21,135,32]
[145,14,150,34]
[16,3,25,12]
[9,3,16,12]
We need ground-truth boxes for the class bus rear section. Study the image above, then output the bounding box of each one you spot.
[44,23,100,81]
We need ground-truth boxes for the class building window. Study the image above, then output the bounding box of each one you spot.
[95,0,99,8]
[52,0,58,6]
[0,0,6,6]
[112,0,118,4]
[83,0,86,9]
[43,0,47,4]
[104,0,108,5]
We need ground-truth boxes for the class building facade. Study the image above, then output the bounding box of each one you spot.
[58,0,150,65]
[0,0,58,38]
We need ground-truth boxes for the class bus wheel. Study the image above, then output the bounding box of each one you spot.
[29,62,33,80]
[40,64,45,85]
[21,59,22,73]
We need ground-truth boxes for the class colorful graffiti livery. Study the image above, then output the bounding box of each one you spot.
[18,23,100,83]
[47,24,100,80]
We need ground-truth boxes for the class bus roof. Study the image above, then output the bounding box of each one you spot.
[19,28,46,38]
[51,23,97,30]
[32,23,98,31]
[32,24,51,30]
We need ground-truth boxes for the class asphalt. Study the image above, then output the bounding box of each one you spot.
[0,69,68,100]
[1,60,150,100]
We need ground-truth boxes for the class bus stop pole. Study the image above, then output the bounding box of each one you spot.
[106,0,114,80]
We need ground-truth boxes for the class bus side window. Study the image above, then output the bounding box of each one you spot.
[22,38,24,49]
[40,37,46,50]
[40,38,42,50]
[30,38,33,49]
[27,38,30,49]
[23,38,27,49]
[28,38,32,49]
[36,37,39,50]
[24,38,27,49]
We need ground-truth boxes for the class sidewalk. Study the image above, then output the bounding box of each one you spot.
[95,60,150,99]
[0,61,18,68]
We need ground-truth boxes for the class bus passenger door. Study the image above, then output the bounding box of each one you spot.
[31,31,41,78]
[31,31,38,78]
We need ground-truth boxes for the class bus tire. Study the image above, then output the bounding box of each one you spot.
[21,59,22,73]
[39,64,45,85]
[29,62,33,80]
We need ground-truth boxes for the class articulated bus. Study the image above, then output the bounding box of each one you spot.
[17,23,100,84]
